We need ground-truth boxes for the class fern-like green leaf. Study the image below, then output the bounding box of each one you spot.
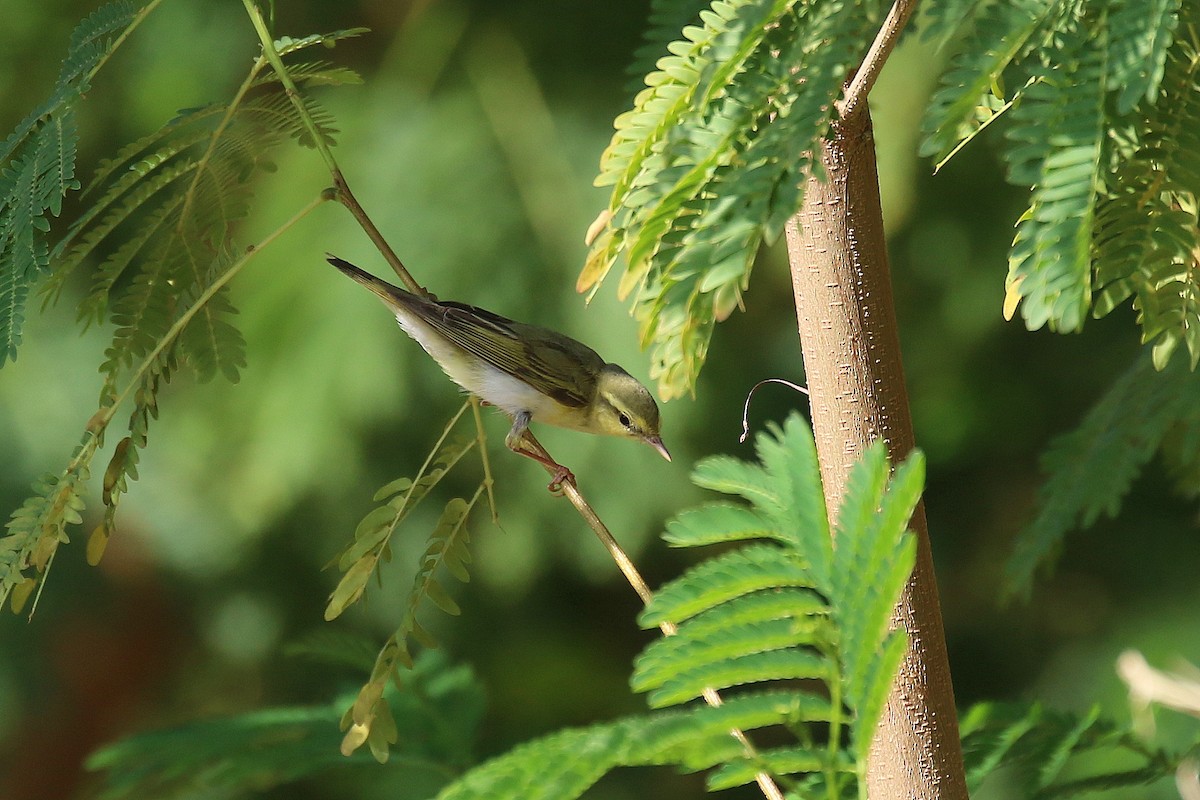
[1,437,98,613]
[1005,13,1108,333]
[326,429,476,620]
[436,689,848,800]
[662,502,776,547]
[177,257,247,384]
[635,616,829,694]
[249,60,364,90]
[0,0,139,365]
[585,0,891,399]
[644,647,829,708]
[625,0,711,91]
[435,718,658,800]
[1006,354,1200,596]
[272,27,369,59]
[920,0,1057,162]
[0,19,365,614]
[642,414,918,788]
[337,424,485,763]
[917,0,985,51]
[706,745,848,791]
[959,701,1168,797]
[638,544,811,627]
[828,443,921,757]
[89,651,482,800]
[1094,11,1200,368]
[1107,0,1181,113]
[435,413,922,797]
[690,455,778,512]
[929,2,1200,359]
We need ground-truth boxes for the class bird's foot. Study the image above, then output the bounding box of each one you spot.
[546,465,575,494]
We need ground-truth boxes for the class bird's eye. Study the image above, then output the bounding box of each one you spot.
[618,412,632,428]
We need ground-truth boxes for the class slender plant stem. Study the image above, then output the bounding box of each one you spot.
[331,174,427,296]
[240,0,426,295]
[470,397,499,521]
[241,0,338,175]
[177,57,266,235]
[82,195,327,465]
[840,0,919,118]
[518,429,785,800]
[87,0,166,82]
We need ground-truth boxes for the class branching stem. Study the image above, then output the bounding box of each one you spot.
[87,0,166,83]
[331,174,427,296]
[241,0,425,295]
[85,194,326,461]
[177,55,266,235]
[840,0,919,118]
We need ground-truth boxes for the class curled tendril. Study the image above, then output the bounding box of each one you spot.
[740,379,810,443]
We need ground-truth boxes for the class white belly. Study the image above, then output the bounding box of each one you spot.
[393,312,583,430]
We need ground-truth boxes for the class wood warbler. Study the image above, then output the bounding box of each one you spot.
[327,256,670,488]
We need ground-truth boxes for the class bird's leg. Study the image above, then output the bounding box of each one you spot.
[505,411,574,492]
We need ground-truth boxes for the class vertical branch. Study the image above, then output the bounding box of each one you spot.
[786,102,968,797]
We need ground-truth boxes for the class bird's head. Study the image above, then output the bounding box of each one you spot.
[591,365,671,461]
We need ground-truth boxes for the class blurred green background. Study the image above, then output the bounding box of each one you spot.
[1,2,1196,798]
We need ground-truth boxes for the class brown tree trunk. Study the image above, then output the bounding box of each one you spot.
[786,104,969,798]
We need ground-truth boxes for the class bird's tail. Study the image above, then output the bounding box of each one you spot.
[326,254,414,308]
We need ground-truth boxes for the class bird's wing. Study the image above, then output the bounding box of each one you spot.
[411,299,599,408]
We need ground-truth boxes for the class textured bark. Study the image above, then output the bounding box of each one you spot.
[786,105,969,798]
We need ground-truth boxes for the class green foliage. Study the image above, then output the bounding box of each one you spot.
[582,0,890,400]
[1004,14,1108,332]
[920,0,1057,165]
[88,651,485,800]
[960,702,1175,797]
[1094,2,1199,369]
[1,437,96,615]
[327,401,493,763]
[1006,353,1200,596]
[916,0,985,50]
[925,0,1200,367]
[626,0,711,88]
[0,0,142,366]
[0,13,363,613]
[434,414,922,798]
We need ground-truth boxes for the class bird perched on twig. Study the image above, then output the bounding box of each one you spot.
[327,256,670,490]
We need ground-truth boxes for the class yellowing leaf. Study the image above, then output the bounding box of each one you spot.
[340,722,369,757]
[87,525,110,566]
[324,557,375,620]
[10,578,38,615]
[1003,274,1025,321]
[584,208,612,246]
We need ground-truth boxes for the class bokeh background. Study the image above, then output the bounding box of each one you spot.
[1,1,1196,798]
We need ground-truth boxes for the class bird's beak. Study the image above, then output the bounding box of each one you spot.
[645,435,672,462]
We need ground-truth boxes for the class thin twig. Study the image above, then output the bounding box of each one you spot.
[470,397,499,522]
[87,0,166,83]
[332,173,427,296]
[518,429,786,800]
[77,194,327,487]
[840,0,920,119]
[240,0,426,295]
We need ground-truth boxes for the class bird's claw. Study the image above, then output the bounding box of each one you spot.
[546,466,575,494]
